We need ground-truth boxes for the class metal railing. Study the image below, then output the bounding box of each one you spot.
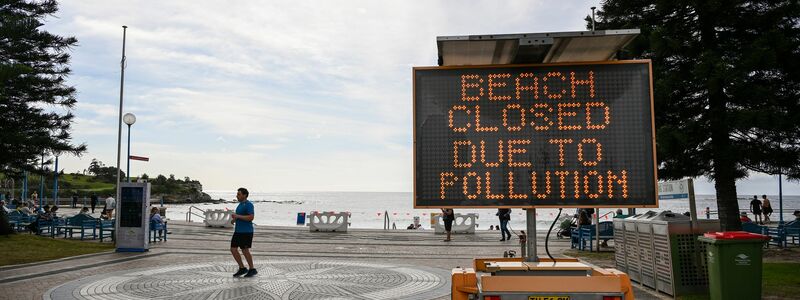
[186,205,206,222]
[599,211,616,219]
[704,207,799,221]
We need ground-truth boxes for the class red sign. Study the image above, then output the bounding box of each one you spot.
[129,155,149,162]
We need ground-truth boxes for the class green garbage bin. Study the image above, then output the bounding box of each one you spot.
[698,231,769,300]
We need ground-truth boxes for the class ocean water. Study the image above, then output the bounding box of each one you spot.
[162,191,800,230]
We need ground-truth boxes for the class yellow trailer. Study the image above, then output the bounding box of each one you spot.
[452,257,634,300]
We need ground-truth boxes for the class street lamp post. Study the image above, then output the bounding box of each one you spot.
[53,155,59,206]
[123,113,136,182]
[39,154,45,207]
[115,26,128,233]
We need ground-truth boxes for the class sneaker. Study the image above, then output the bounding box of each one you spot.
[233,267,248,277]
[244,269,258,277]
[500,238,506,241]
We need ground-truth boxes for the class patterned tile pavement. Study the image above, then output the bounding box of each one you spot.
[46,260,451,300]
[0,221,669,300]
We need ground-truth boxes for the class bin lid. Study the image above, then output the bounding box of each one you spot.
[702,231,769,240]
[650,210,690,222]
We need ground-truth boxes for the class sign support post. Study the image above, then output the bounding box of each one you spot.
[688,178,698,231]
[524,209,537,262]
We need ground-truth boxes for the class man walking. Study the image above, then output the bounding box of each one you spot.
[761,195,772,224]
[440,208,454,242]
[497,208,512,241]
[750,195,763,225]
[90,193,98,213]
[104,194,116,218]
[230,187,257,277]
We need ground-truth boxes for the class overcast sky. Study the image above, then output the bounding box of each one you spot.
[43,0,799,195]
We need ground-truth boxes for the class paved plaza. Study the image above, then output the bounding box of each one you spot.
[0,221,669,300]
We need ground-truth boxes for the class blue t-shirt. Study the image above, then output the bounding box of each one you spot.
[234,200,255,233]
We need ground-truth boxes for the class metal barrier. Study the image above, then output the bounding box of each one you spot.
[203,209,233,228]
[308,211,349,232]
[432,213,478,234]
[185,205,206,222]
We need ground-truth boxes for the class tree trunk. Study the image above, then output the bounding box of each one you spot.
[698,3,741,231]
[712,156,742,231]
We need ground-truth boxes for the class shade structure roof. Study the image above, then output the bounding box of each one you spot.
[436,29,640,66]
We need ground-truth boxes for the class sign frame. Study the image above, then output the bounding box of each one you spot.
[412,59,658,209]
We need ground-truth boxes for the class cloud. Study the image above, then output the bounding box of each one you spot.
[248,144,284,151]
[46,0,800,194]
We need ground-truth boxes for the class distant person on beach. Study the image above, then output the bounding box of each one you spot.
[740,212,753,223]
[104,194,116,218]
[90,193,98,213]
[441,208,454,242]
[71,192,78,208]
[230,187,257,278]
[750,195,763,224]
[761,195,772,224]
[497,208,512,241]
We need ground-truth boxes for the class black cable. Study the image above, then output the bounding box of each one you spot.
[545,208,562,264]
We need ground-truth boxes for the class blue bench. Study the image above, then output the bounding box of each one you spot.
[780,221,799,247]
[580,221,614,251]
[570,221,613,251]
[570,225,590,249]
[99,219,115,242]
[34,219,54,236]
[743,221,800,248]
[7,212,35,232]
[149,220,167,243]
[53,214,97,240]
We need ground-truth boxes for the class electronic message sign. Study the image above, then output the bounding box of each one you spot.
[413,60,656,208]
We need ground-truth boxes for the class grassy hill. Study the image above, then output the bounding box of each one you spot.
[3,173,212,203]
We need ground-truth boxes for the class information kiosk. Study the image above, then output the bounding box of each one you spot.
[116,182,151,252]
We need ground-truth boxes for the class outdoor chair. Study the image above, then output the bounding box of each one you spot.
[781,221,799,247]
[99,219,115,242]
[7,211,31,231]
[741,222,766,234]
[35,219,54,236]
[80,219,98,240]
[17,215,36,232]
[149,220,167,243]
[579,221,614,252]
[570,225,587,249]
[763,227,786,248]
[741,222,782,247]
